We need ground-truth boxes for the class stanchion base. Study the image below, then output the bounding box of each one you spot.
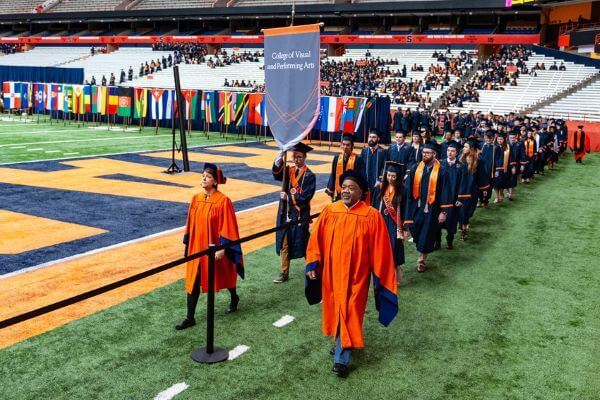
[191,347,228,364]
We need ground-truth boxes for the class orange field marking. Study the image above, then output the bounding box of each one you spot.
[0,210,107,255]
[0,192,331,349]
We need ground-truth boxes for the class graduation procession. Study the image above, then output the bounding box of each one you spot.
[2,4,600,399]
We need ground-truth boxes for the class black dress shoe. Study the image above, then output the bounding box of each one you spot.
[329,347,335,356]
[175,318,196,330]
[446,241,453,250]
[433,241,441,251]
[332,363,349,378]
[227,294,240,313]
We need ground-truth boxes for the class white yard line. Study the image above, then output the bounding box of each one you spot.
[45,150,61,153]
[0,129,88,135]
[273,315,295,328]
[228,345,250,360]
[0,140,254,166]
[153,382,189,400]
[0,135,174,148]
[9,146,26,149]
[62,152,80,156]
[26,148,43,152]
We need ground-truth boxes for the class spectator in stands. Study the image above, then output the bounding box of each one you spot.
[559,62,566,71]
[162,56,167,69]
[139,63,145,77]
[549,61,558,71]
[109,73,116,86]
[91,47,95,57]
[128,66,133,81]
[119,69,126,84]
[101,75,107,86]
[0,43,20,55]
[90,76,97,85]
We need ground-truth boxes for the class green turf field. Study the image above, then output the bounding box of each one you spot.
[1,155,598,400]
[0,114,259,164]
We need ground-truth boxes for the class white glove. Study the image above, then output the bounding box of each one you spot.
[275,150,285,166]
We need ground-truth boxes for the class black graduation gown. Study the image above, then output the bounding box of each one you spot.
[360,146,388,192]
[372,185,405,266]
[494,146,515,190]
[458,158,490,225]
[272,163,316,259]
[440,159,466,237]
[521,139,538,180]
[480,143,503,201]
[387,142,412,177]
[404,161,452,254]
[326,153,365,201]
[509,141,525,188]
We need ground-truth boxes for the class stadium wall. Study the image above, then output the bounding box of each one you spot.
[0,66,83,86]
[531,44,600,68]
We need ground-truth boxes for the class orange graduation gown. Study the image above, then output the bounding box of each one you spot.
[305,200,398,349]
[569,129,591,161]
[183,190,244,294]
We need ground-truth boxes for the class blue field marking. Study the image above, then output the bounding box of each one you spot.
[2,161,80,172]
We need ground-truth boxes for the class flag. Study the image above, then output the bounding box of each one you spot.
[117,87,133,117]
[341,97,357,134]
[45,83,53,111]
[150,88,172,121]
[56,84,64,112]
[107,87,119,115]
[63,85,73,113]
[3,82,21,109]
[223,92,233,125]
[234,93,249,127]
[33,83,45,113]
[260,94,268,127]
[91,86,98,114]
[202,91,217,124]
[133,88,147,119]
[84,85,92,113]
[21,83,30,110]
[181,90,198,121]
[97,86,108,115]
[218,91,226,122]
[317,96,343,132]
[354,97,368,133]
[72,85,85,114]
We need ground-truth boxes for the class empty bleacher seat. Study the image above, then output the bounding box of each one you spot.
[48,0,122,12]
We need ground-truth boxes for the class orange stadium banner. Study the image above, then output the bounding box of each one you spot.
[0,34,540,46]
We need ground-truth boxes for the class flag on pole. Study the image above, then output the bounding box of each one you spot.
[72,85,85,114]
[341,97,357,133]
[117,87,133,117]
[91,86,98,114]
[150,88,172,120]
[353,97,368,133]
[84,85,92,113]
[21,83,30,110]
[203,91,218,124]
[107,87,119,115]
[218,91,226,122]
[56,84,64,112]
[234,93,249,127]
[97,86,108,115]
[181,90,198,121]
[133,88,148,119]
[45,83,53,111]
[63,85,73,113]
[33,83,45,113]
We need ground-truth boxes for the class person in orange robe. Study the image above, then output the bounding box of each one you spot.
[305,170,398,378]
[175,163,244,331]
[569,125,591,164]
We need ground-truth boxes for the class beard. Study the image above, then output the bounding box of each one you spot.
[368,140,377,147]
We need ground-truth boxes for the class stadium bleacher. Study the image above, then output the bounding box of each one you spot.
[48,0,122,12]
[0,0,40,14]
[535,79,600,122]
[0,46,90,66]
[133,0,215,10]
[449,51,599,115]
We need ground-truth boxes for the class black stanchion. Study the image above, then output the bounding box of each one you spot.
[191,244,228,364]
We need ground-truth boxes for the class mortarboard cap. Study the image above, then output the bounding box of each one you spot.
[577,125,584,129]
[291,142,313,154]
[423,142,437,152]
[341,133,355,143]
[484,130,495,138]
[339,169,368,194]
[447,140,461,150]
[384,161,403,175]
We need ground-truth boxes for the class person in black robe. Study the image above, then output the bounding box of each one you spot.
[439,141,466,249]
[404,142,452,272]
[408,131,424,169]
[272,142,316,283]
[326,133,364,201]
[386,131,413,180]
[372,161,405,284]
[458,138,490,241]
[508,131,525,199]
[493,133,515,203]
[360,129,388,193]
[479,130,503,208]
[521,130,537,183]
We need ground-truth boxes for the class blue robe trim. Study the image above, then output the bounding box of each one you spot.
[220,235,245,279]
[373,274,398,327]
[305,261,322,305]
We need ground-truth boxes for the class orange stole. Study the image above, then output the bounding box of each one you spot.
[413,160,441,207]
[288,165,307,212]
[184,190,242,294]
[502,146,510,171]
[525,139,535,158]
[334,154,356,196]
